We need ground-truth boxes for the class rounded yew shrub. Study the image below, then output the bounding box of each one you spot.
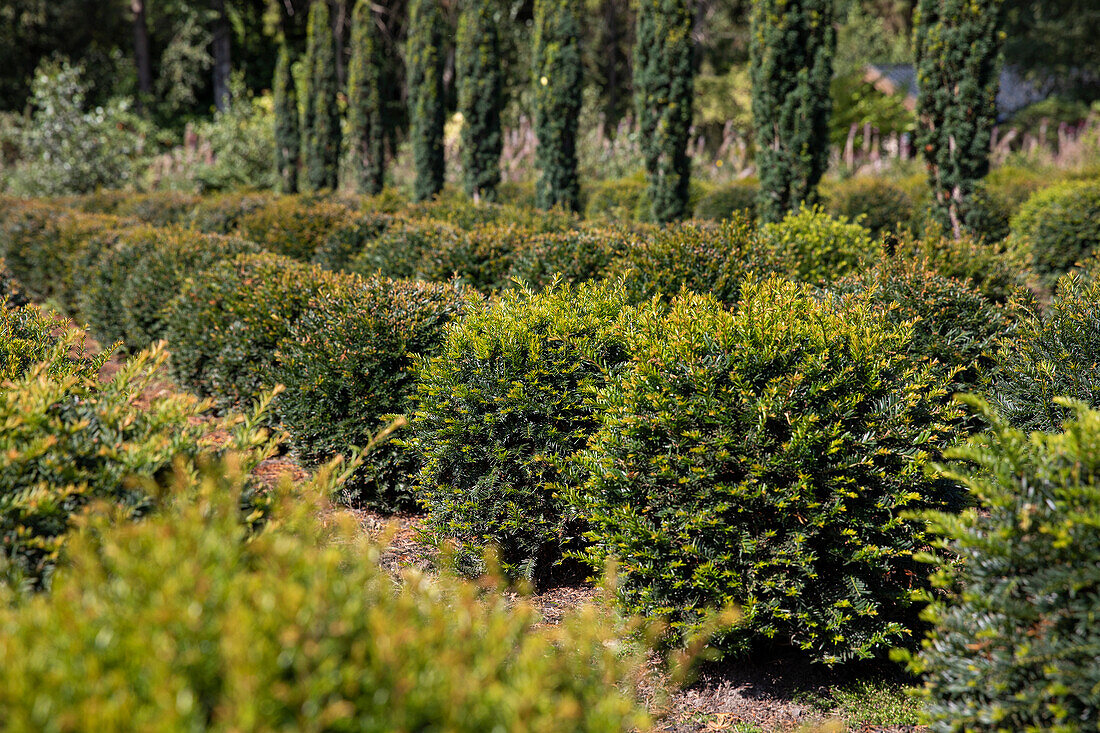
[406,281,641,582]
[1010,179,1100,288]
[508,224,637,290]
[824,177,915,237]
[758,206,876,286]
[238,197,352,261]
[573,277,964,663]
[693,181,760,222]
[275,275,473,510]
[346,218,463,280]
[311,210,396,271]
[165,253,343,408]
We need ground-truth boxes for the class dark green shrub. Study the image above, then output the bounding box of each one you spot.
[907,398,1100,732]
[603,216,764,305]
[406,282,640,582]
[276,276,472,510]
[508,224,637,290]
[988,274,1100,433]
[165,253,342,408]
[693,181,759,221]
[573,277,964,663]
[80,226,262,350]
[312,210,397,271]
[0,258,28,308]
[237,197,352,261]
[405,193,578,232]
[346,217,463,280]
[418,222,533,292]
[186,192,274,234]
[1010,179,1100,288]
[0,468,651,731]
[833,254,1019,390]
[0,328,275,589]
[758,206,875,285]
[824,177,914,237]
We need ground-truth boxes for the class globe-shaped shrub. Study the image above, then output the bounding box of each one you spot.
[238,196,352,261]
[574,277,964,663]
[694,182,759,222]
[757,206,876,286]
[275,275,473,510]
[1011,180,1100,288]
[508,224,637,290]
[405,281,641,583]
[346,218,462,280]
[824,177,914,238]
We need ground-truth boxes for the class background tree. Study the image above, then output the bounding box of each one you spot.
[456,0,503,201]
[302,0,341,191]
[533,0,583,211]
[273,43,300,193]
[634,0,694,222]
[407,0,446,201]
[347,0,386,194]
[914,0,1005,238]
[750,0,837,222]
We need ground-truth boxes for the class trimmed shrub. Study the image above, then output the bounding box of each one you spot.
[238,197,352,261]
[833,254,1019,389]
[112,191,202,227]
[405,194,578,232]
[0,258,28,308]
[893,228,1027,304]
[508,224,637,290]
[418,222,533,292]
[584,176,650,220]
[276,275,472,510]
[406,282,640,583]
[80,226,262,350]
[165,253,342,408]
[0,468,651,731]
[908,398,1100,732]
[312,209,397,271]
[989,273,1100,433]
[758,206,875,285]
[1010,179,1100,288]
[694,181,759,221]
[573,278,964,663]
[0,324,275,589]
[186,192,274,234]
[824,177,914,237]
[604,216,765,305]
[346,217,463,280]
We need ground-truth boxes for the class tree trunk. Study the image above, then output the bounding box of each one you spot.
[131,0,153,109]
[211,0,232,111]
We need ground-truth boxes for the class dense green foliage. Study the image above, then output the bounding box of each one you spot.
[634,0,694,222]
[237,197,351,261]
[508,224,635,290]
[165,253,340,409]
[273,45,300,195]
[456,0,504,201]
[347,217,463,280]
[406,282,639,582]
[1010,180,1100,288]
[0,314,274,589]
[407,0,447,202]
[276,275,471,510]
[825,178,915,238]
[892,229,1028,304]
[81,226,262,350]
[751,0,837,222]
[989,274,1100,433]
[914,0,1006,239]
[301,1,341,192]
[533,0,584,211]
[694,181,759,222]
[758,206,875,285]
[347,0,386,195]
[0,467,651,732]
[909,399,1100,732]
[574,279,964,663]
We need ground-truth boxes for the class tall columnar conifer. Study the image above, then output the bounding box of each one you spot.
[914,0,1006,239]
[302,0,341,191]
[456,0,503,201]
[407,0,446,201]
[533,0,583,211]
[634,0,694,222]
[273,44,300,194]
[347,0,386,194]
[750,0,837,223]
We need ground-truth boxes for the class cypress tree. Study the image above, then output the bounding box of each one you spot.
[407,0,446,202]
[456,0,503,201]
[750,0,837,223]
[533,0,583,211]
[914,0,1005,239]
[347,0,386,195]
[302,0,341,192]
[273,44,300,194]
[634,0,694,222]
